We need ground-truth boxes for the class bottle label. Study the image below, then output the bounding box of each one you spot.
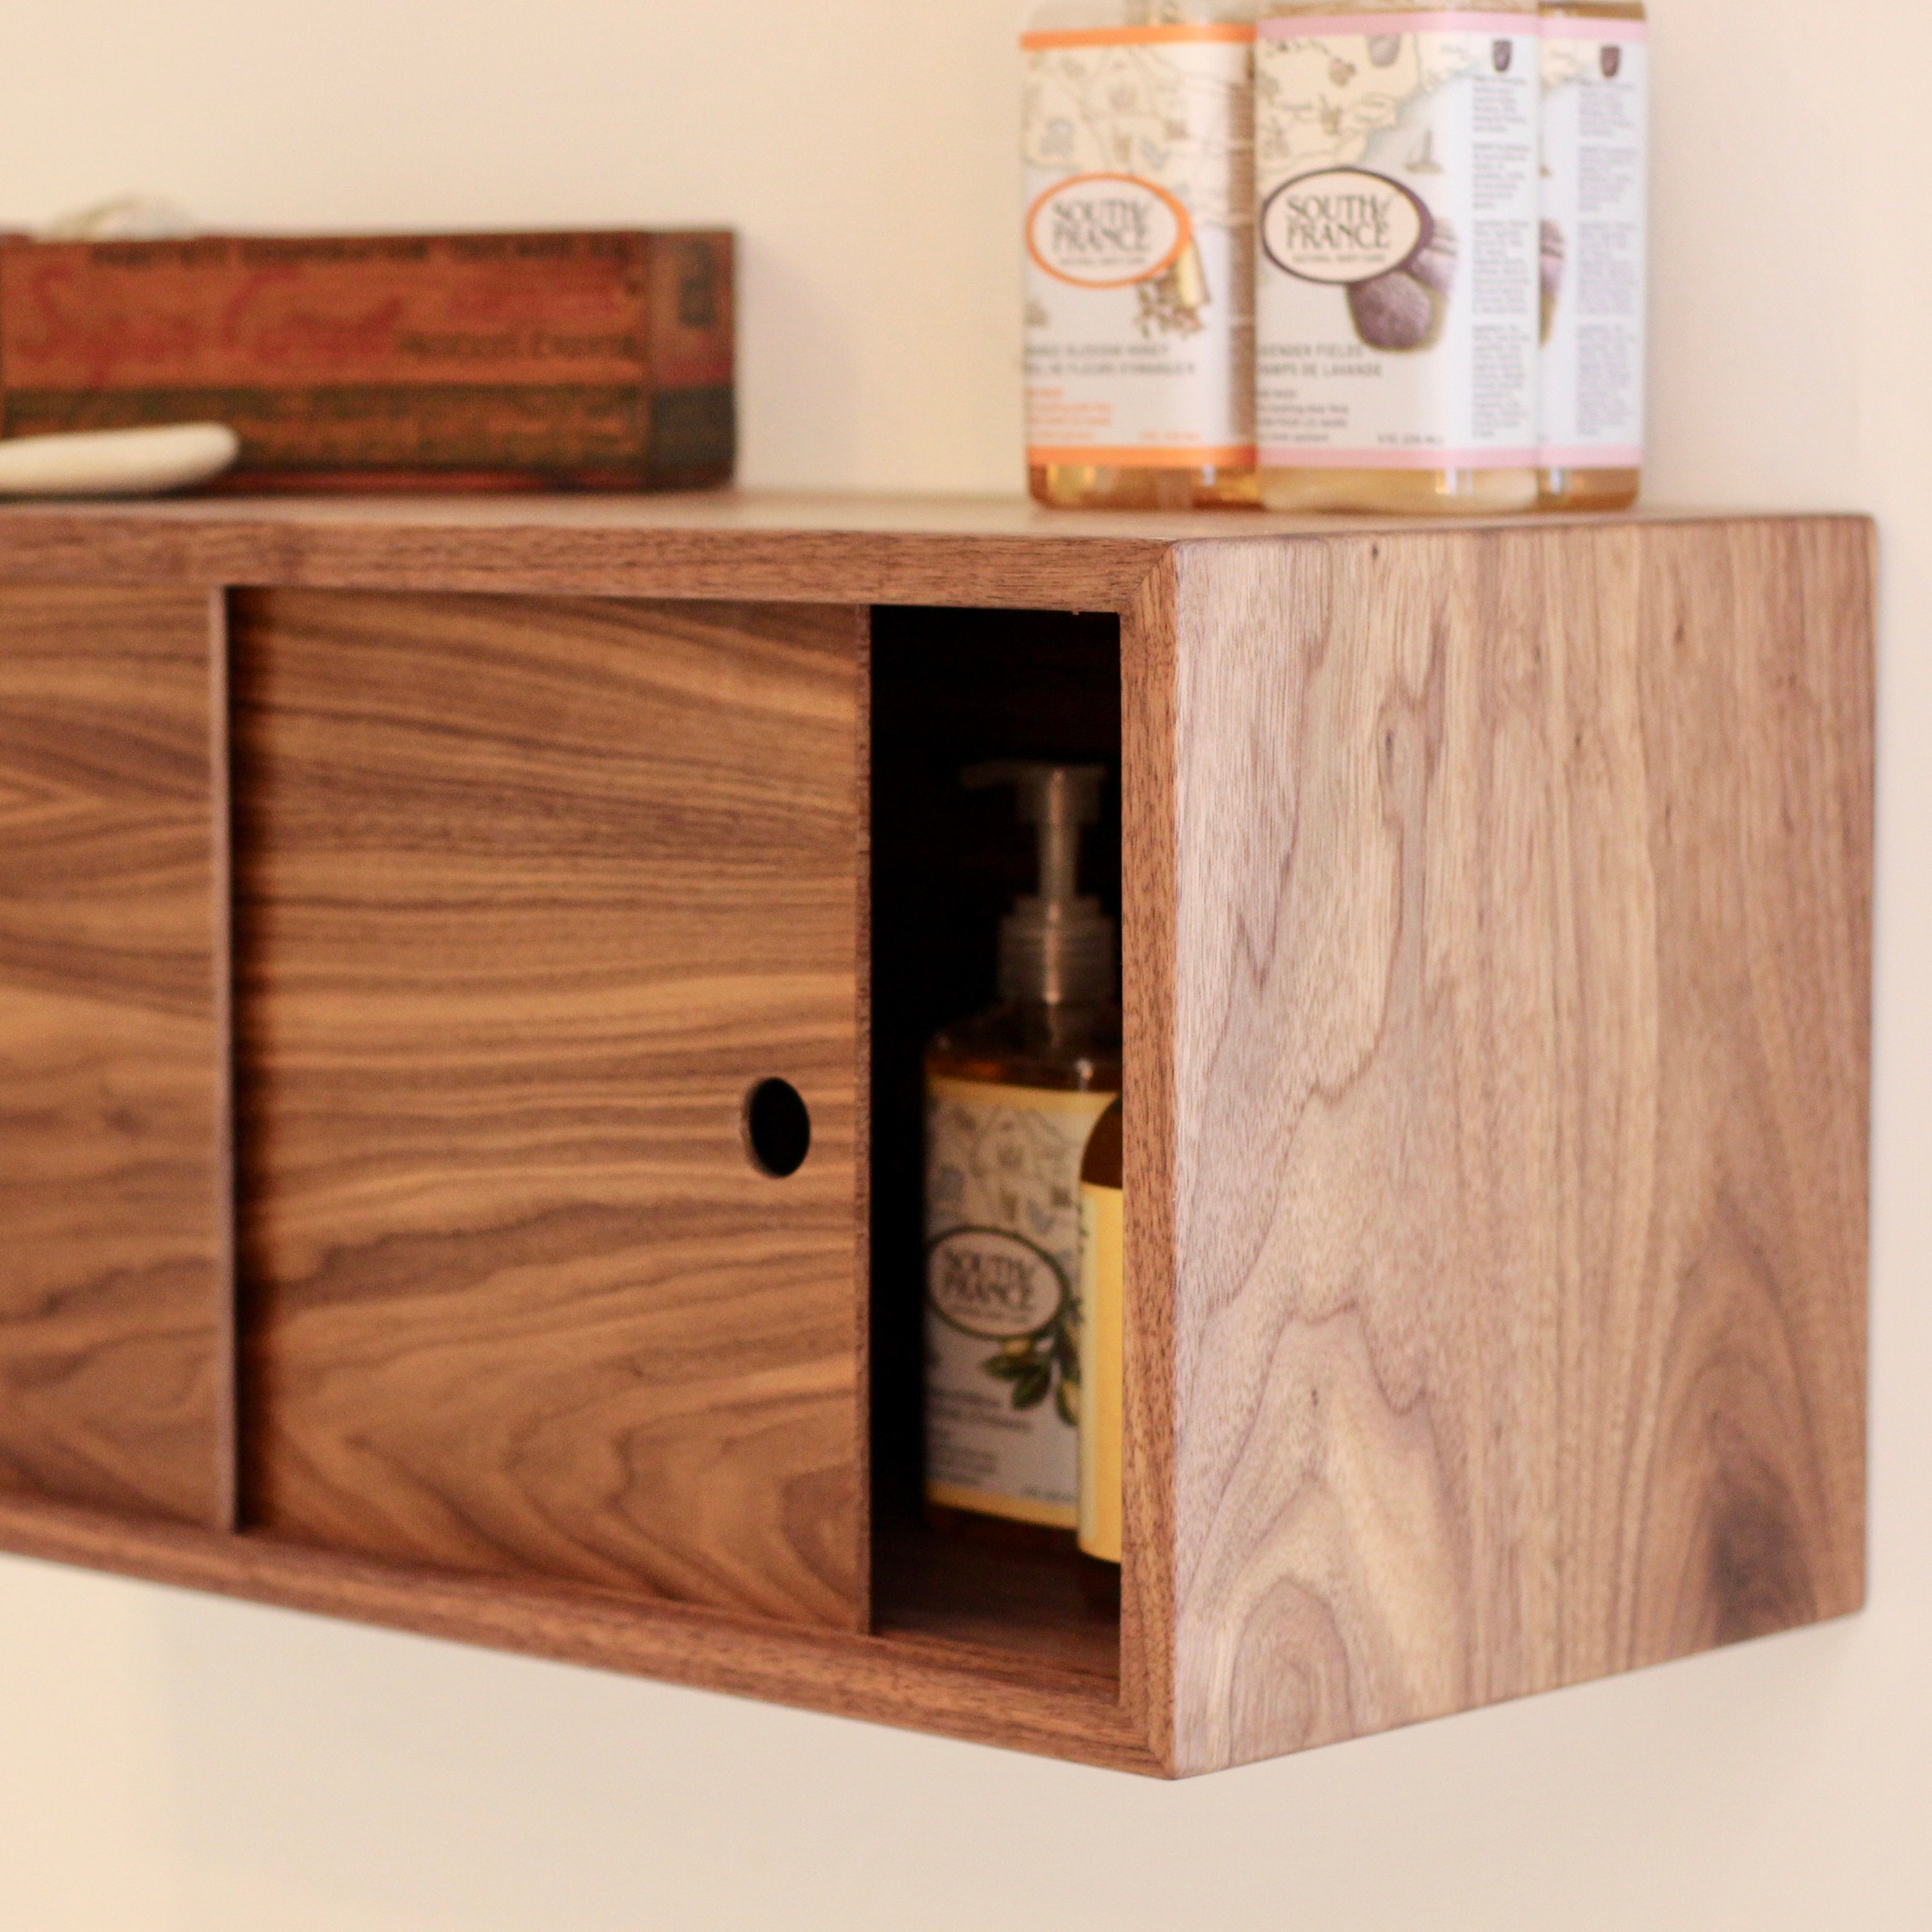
[1539,20,1647,466]
[1077,1178,1125,1564]
[1022,24,1256,469]
[925,1077,1117,1527]
[1255,14,1540,469]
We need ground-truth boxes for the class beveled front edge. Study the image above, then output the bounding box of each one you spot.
[0,492,1842,609]
[1119,551,1181,1772]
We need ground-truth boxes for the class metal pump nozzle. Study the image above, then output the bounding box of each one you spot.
[963,761,1115,1005]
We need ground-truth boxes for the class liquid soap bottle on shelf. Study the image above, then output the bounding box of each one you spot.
[1537,1,1647,509]
[925,763,1122,1550]
[1255,0,1542,513]
[1021,1,1259,509]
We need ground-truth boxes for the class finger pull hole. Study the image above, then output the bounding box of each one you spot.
[744,1078,811,1178]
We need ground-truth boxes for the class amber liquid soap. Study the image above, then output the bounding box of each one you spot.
[924,764,1121,1553]
[1077,1094,1125,1609]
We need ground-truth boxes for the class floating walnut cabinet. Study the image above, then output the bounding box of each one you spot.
[0,497,1873,1777]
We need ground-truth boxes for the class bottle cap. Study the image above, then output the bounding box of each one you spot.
[964,761,1115,1005]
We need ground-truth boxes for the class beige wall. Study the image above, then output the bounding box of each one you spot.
[0,3,1924,1925]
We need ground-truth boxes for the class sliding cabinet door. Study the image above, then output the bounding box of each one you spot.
[0,585,232,1526]
[232,591,866,1629]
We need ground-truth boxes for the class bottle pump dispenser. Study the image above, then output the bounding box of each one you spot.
[963,761,1114,1007]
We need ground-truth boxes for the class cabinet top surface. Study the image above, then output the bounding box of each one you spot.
[0,487,1852,540]
[0,489,1870,609]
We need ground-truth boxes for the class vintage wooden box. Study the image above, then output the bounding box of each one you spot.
[0,231,735,491]
[0,495,1872,1776]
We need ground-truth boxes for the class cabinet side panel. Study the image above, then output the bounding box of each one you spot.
[0,583,231,1526]
[1165,522,1872,1774]
[1625,520,1871,1663]
[233,591,865,1631]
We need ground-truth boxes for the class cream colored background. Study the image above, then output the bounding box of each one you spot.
[0,3,1923,1926]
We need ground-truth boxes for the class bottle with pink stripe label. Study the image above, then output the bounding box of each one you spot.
[1255,2,1541,513]
[1537,2,1647,511]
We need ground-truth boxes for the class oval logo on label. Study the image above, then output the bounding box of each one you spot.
[927,1227,1066,1340]
[1260,168,1432,286]
[1026,172,1193,290]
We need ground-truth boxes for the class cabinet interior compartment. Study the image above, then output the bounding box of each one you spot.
[866,605,1122,1683]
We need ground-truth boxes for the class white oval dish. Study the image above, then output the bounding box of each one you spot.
[0,423,241,498]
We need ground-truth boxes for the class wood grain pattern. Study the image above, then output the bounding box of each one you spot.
[1633,521,1871,1662]
[0,1489,1158,1773]
[232,591,867,1630]
[0,585,232,1526]
[1155,518,1872,1774]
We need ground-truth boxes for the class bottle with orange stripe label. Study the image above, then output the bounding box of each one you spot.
[1022,2,1258,509]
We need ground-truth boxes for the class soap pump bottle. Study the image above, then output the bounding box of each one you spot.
[1255,0,1542,514]
[923,762,1122,1549]
[1022,0,1260,509]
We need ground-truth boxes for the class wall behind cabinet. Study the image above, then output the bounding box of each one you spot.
[0,3,1926,1928]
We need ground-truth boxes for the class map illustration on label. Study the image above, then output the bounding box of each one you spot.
[1255,14,1539,468]
[1539,21,1647,467]
[1023,23,1256,468]
[925,1077,1117,1528]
